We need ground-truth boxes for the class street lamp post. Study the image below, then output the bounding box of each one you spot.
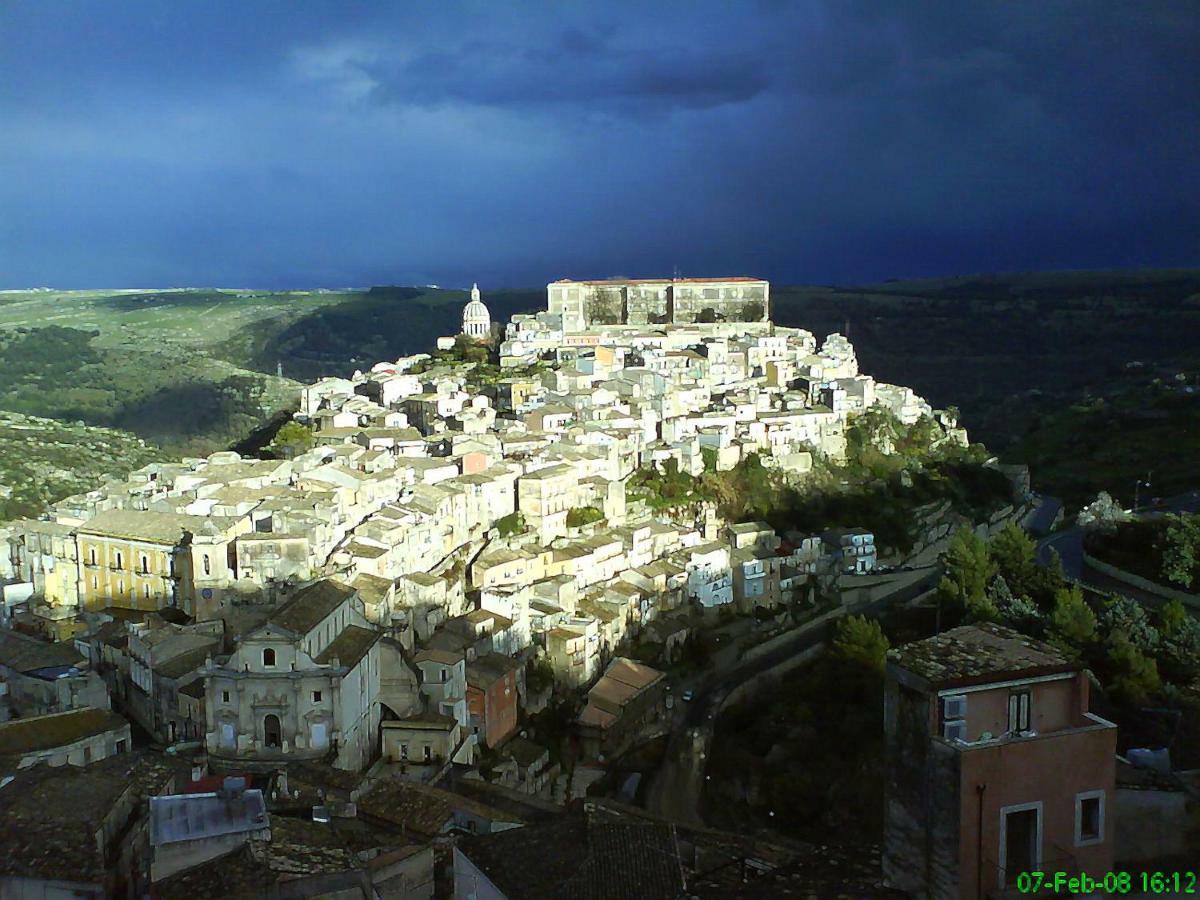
[1134,471,1153,511]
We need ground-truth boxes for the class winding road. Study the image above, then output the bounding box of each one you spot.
[1036,490,1200,607]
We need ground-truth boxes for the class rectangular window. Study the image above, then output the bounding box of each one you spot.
[423,745,432,761]
[116,739,127,753]
[222,690,231,703]
[943,720,967,742]
[399,743,408,760]
[941,694,967,741]
[312,690,322,703]
[1008,690,1031,734]
[1075,791,1104,846]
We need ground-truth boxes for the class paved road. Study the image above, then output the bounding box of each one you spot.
[644,566,941,825]
[1036,490,1200,605]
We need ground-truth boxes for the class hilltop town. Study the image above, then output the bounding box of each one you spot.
[0,276,1038,895]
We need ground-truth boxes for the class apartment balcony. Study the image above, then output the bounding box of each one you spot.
[936,712,1116,755]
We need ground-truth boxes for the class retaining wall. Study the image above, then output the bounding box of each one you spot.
[1081,551,1200,610]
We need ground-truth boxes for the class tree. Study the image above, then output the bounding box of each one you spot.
[267,420,314,459]
[1100,595,1160,653]
[847,405,901,459]
[1027,547,1067,611]
[495,511,525,537]
[988,523,1039,598]
[1157,599,1190,638]
[1158,615,1200,686]
[565,506,604,528]
[896,414,941,459]
[831,615,890,672]
[938,528,996,617]
[1047,585,1097,652]
[989,575,1043,632]
[1105,631,1161,706]
[1161,513,1200,589]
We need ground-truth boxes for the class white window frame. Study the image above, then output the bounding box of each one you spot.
[943,694,967,720]
[998,801,1043,891]
[1008,690,1031,734]
[1074,790,1105,847]
[943,720,967,742]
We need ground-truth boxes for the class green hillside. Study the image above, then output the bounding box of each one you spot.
[1,271,1196,521]
[770,269,1200,452]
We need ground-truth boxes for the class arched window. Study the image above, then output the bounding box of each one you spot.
[116,551,123,569]
[89,548,97,566]
[262,648,276,668]
[143,584,150,600]
[263,714,282,748]
[140,554,149,574]
[203,554,211,576]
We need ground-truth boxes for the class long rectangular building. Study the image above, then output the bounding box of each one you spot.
[547,276,769,332]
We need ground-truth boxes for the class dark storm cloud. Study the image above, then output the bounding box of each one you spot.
[0,0,1195,288]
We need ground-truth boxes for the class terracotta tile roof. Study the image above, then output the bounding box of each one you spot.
[358,779,522,839]
[458,805,684,899]
[0,751,185,883]
[314,625,380,670]
[270,579,355,635]
[888,622,1076,688]
[413,647,462,667]
[0,630,84,673]
[0,707,128,755]
[78,508,238,543]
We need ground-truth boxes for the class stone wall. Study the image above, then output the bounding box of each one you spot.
[1081,550,1200,610]
[1115,787,1196,863]
[883,678,962,897]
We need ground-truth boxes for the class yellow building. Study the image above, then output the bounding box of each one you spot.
[74,510,245,615]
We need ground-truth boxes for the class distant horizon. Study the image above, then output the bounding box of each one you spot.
[5,262,1200,295]
[2,3,1196,291]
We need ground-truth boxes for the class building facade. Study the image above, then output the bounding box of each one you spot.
[546,277,770,332]
[884,623,1117,898]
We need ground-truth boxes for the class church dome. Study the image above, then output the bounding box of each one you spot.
[462,283,491,338]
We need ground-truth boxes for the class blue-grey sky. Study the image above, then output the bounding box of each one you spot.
[1,1,1197,289]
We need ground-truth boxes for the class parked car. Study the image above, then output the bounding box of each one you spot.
[681,689,694,702]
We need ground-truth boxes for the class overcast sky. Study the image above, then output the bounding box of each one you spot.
[1,1,1197,289]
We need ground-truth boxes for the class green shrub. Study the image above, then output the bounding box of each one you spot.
[496,511,526,537]
[565,506,604,528]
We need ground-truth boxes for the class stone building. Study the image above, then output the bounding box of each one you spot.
[203,578,383,771]
[546,277,770,332]
[0,706,130,769]
[462,283,491,340]
[74,509,248,617]
[884,623,1117,898]
[575,656,667,761]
